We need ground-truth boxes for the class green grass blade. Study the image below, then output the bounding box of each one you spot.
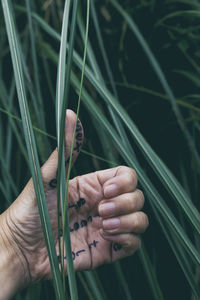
[112,82,200,114]
[155,10,200,27]
[167,0,200,8]
[83,272,106,300]
[56,0,80,298]
[139,245,165,300]
[55,0,71,292]
[25,0,46,132]
[151,204,200,299]
[114,262,133,300]
[0,157,18,198]
[5,77,15,170]
[0,80,28,162]
[90,1,118,99]
[1,1,64,299]
[62,1,90,298]
[77,273,94,300]
[81,2,134,159]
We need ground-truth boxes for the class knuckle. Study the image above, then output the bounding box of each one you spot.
[119,165,130,172]
[121,166,137,180]
[118,166,138,189]
[124,236,141,256]
[124,241,134,256]
[127,170,137,187]
[124,238,132,249]
[135,189,145,208]
[133,212,149,231]
[126,195,135,211]
[129,168,137,183]
[133,213,141,230]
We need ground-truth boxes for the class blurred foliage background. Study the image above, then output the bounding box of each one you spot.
[0,0,200,299]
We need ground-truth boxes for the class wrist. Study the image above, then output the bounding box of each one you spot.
[0,210,30,300]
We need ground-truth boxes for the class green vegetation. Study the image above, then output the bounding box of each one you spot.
[0,0,200,299]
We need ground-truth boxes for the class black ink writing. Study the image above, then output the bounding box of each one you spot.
[57,240,99,263]
[74,119,83,152]
[74,141,82,152]
[76,198,86,208]
[73,222,79,231]
[68,198,86,210]
[113,243,122,252]
[89,240,99,249]
[72,249,86,260]
[69,216,93,232]
[76,120,82,132]
[76,249,85,256]
[81,220,87,227]
[49,178,57,189]
[87,216,92,222]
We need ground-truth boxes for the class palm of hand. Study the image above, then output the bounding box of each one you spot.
[13,168,125,282]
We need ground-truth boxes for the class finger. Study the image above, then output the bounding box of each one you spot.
[41,109,84,190]
[96,166,138,199]
[98,189,145,218]
[100,231,141,262]
[101,211,149,234]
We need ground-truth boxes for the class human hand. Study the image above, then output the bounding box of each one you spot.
[0,110,148,298]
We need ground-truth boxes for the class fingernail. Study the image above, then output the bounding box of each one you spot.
[99,202,116,217]
[103,218,120,230]
[104,184,118,198]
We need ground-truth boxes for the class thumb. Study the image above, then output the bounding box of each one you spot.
[41,109,84,190]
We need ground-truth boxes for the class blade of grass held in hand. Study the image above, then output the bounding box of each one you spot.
[1,1,64,299]
[55,0,71,291]
[62,0,90,299]
[56,0,80,299]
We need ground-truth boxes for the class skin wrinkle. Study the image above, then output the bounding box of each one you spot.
[4,210,31,284]
[11,190,58,281]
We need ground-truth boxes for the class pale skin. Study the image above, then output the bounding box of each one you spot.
[0,110,149,300]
